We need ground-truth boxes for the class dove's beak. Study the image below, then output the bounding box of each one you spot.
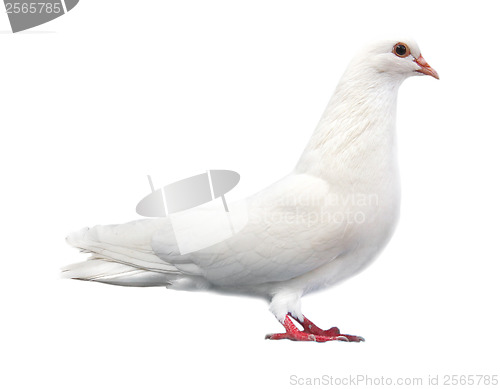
[414,55,439,80]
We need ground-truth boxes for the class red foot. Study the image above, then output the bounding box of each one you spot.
[265,315,365,343]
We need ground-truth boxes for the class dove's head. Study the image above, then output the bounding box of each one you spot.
[365,39,439,81]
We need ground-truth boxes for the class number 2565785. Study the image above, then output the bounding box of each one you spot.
[5,3,62,14]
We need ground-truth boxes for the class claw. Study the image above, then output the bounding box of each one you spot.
[334,335,349,342]
[265,315,365,343]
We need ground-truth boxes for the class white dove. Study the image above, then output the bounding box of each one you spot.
[63,39,438,342]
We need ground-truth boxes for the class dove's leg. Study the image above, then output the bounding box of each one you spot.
[265,314,364,342]
[265,315,334,342]
[293,314,365,342]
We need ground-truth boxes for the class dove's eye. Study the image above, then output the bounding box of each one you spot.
[393,43,410,58]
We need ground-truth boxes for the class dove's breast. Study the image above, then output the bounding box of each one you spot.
[283,169,401,295]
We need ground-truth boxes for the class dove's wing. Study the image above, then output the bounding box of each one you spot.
[152,173,351,287]
[66,173,353,288]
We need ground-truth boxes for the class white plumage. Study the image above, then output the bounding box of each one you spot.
[63,39,438,342]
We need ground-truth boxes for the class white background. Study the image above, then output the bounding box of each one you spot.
[1,1,499,388]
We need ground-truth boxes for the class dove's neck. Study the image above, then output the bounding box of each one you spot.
[296,69,403,186]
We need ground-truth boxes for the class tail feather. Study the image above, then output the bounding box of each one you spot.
[61,259,177,287]
[66,225,179,273]
[64,221,182,287]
